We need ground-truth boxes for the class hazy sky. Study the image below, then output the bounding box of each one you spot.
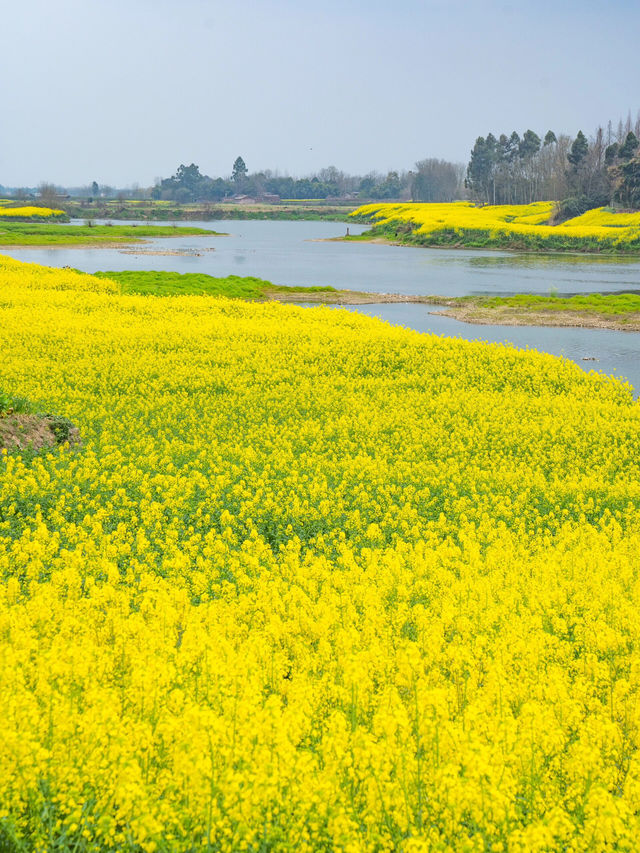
[2,0,639,187]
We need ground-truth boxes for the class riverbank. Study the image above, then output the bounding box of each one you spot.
[92,269,434,303]
[424,293,640,331]
[348,202,640,254]
[265,287,433,305]
[79,270,640,326]
[62,199,357,222]
[285,289,640,327]
[0,222,221,247]
[344,222,640,254]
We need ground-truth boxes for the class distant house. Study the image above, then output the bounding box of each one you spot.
[229,193,281,205]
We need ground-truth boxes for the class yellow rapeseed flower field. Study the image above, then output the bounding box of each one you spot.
[0,206,67,219]
[351,202,640,251]
[2,254,640,851]
[563,208,640,229]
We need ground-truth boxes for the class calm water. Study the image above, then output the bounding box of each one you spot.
[5,219,640,392]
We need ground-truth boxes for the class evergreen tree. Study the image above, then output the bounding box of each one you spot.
[619,132,639,160]
[568,131,589,168]
[506,132,521,163]
[604,143,619,166]
[232,157,248,183]
[519,130,541,159]
[175,164,203,193]
[617,157,640,207]
[466,137,494,202]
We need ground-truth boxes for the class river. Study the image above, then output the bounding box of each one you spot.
[4,219,640,392]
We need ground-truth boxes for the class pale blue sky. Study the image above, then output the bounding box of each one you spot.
[1,0,638,186]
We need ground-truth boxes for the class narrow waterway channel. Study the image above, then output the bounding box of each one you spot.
[4,219,640,393]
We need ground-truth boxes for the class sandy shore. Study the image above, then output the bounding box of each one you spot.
[430,305,640,332]
[263,289,434,305]
[266,288,640,331]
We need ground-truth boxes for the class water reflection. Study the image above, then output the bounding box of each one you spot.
[466,253,640,268]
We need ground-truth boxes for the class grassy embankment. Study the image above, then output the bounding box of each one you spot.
[0,222,221,247]
[349,201,640,254]
[426,292,640,331]
[62,199,357,221]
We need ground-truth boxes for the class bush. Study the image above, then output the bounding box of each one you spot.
[45,415,74,444]
[552,194,610,224]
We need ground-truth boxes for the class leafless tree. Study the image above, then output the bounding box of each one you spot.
[38,182,59,208]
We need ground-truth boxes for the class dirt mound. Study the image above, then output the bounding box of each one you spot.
[0,414,80,453]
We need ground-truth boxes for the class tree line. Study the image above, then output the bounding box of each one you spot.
[466,113,640,213]
[6,111,640,211]
[149,158,440,203]
[122,117,640,211]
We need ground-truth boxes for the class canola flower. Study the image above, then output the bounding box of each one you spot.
[351,202,640,251]
[562,208,640,229]
[3,254,640,850]
[0,206,67,220]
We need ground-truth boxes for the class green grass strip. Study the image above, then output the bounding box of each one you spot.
[94,270,336,298]
[0,223,219,246]
[475,292,640,316]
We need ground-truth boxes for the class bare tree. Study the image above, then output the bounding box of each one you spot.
[412,159,465,202]
[38,182,60,208]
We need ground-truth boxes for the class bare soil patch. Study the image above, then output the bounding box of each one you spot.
[0,414,81,453]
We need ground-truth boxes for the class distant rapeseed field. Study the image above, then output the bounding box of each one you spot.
[0,206,67,220]
[2,254,640,850]
[351,202,640,251]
